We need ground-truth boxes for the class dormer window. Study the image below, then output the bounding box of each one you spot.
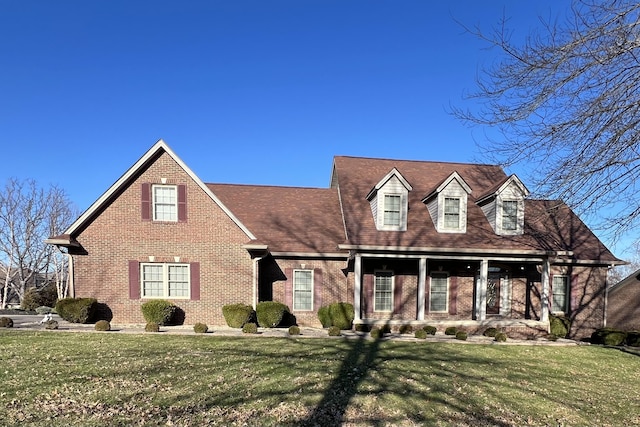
[476,174,529,236]
[383,194,402,226]
[422,172,472,234]
[367,168,412,231]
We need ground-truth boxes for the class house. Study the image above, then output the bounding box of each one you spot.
[46,140,623,338]
[606,268,640,331]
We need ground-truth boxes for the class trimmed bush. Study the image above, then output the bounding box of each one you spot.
[45,320,59,330]
[591,328,626,346]
[354,323,371,332]
[626,331,640,347]
[399,324,414,334]
[222,303,255,328]
[0,317,14,328]
[318,306,332,328]
[288,325,301,335]
[370,327,382,339]
[141,300,176,325]
[193,323,208,334]
[483,327,498,337]
[423,325,437,335]
[256,301,289,328]
[328,303,355,330]
[242,322,258,334]
[328,326,341,336]
[415,329,427,339]
[495,332,508,342]
[549,314,570,338]
[55,298,98,323]
[444,326,458,336]
[94,320,111,331]
[455,331,468,340]
[145,322,160,333]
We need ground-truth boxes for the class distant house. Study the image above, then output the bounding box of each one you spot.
[607,269,640,331]
[46,140,623,338]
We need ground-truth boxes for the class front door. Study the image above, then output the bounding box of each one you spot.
[486,273,501,315]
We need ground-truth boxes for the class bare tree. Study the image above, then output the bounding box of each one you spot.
[0,178,76,308]
[453,0,640,243]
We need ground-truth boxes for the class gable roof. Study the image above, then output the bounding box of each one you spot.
[422,171,472,202]
[365,167,413,200]
[207,183,346,254]
[51,140,255,243]
[332,155,621,264]
[476,174,530,204]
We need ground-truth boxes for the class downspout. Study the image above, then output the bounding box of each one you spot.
[252,256,264,310]
[68,252,74,298]
[603,264,613,328]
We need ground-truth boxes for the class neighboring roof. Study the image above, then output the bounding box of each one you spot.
[207,183,347,255]
[609,268,640,295]
[51,140,255,244]
[332,155,621,264]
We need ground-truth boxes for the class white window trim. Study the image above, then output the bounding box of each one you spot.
[374,270,394,312]
[152,184,178,222]
[552,275,569,313]
[496,197,524,235]
[438,193,467,233]
[429,272,449,313]
[293,269,314,311]
[382,194,402,227]
[141,262,191,299]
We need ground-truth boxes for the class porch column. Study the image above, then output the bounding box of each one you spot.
[417,257,426,320]
[541,257,550,322]
[353,254,362,322]
[475,259,488,321]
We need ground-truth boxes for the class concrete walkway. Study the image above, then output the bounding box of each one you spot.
[0,313,586,346]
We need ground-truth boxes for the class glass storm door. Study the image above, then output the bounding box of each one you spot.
[486,273,501,315]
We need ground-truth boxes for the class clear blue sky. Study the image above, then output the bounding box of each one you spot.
[9,1,624,253]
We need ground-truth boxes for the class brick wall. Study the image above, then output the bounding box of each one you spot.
[71,151,254,326]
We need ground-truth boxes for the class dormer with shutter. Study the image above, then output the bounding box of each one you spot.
[366,168,412,231]
[476,174,529,236]
[422,172,472,233]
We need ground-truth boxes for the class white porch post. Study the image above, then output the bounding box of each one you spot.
[475,259,488,321]
[354,254,362,322]
[417,257,426,320]
[541,257,550,322]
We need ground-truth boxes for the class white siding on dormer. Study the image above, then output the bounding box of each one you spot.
[479,178,527,236]
[436,179,468,233]
[371,175,409,231]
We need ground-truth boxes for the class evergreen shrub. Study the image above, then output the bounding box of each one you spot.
[423,325,437,335]
[55,298,97,323]
[354,323,371,332]
[22,283,58,311]
[145,322,160,333]
[141,300,176,325]
[399,324,414,334]
[626,331,640,347]
[0,317,13,328]
[328,325,341,336]
[455,331,468,340]
[549,314,570,338]
[222,303,255,328]
[444,326,458,336]
[494,332,508,342]
[256,301,289,328]
[242,322,258,334]
[370,327,382,339]
[94,320,111,331]
[288,325,301,335]
[483,327,498,337]
[591,328,626,346]
[45,320,59,330]
[317,306,332,328]
[414,329,427,339]
[193,323,208,333]
[328,303,354,330]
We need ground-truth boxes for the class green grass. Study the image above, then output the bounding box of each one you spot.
[1,331,639,426]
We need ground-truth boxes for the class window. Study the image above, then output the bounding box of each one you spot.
[374,271,393,312]
[153,185,177,221]
[430,273,448,312]
[383,195,401,226]
[141,263,190,299]
[444,197,460,229]
[293,270,313,311]
[552,276,569,312]
[502,200,518,231]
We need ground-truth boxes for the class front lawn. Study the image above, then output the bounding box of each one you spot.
[0,331,638,426]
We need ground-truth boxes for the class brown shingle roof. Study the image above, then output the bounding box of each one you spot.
[207,183,346,254]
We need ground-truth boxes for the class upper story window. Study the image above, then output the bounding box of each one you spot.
[141,263,190,299]
[153,185,178,221]
[552,275,569,313]
[293,269,313,311]
[443,197,460,229]
[367,168,412,231]
[383,194,402,226]
[502,200,518,231]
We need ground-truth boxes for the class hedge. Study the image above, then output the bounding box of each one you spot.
[141,300,176,325]
[55,298,98,323]
[222,303,256,328]
[256,301,290,328]
[317,302,355,330]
